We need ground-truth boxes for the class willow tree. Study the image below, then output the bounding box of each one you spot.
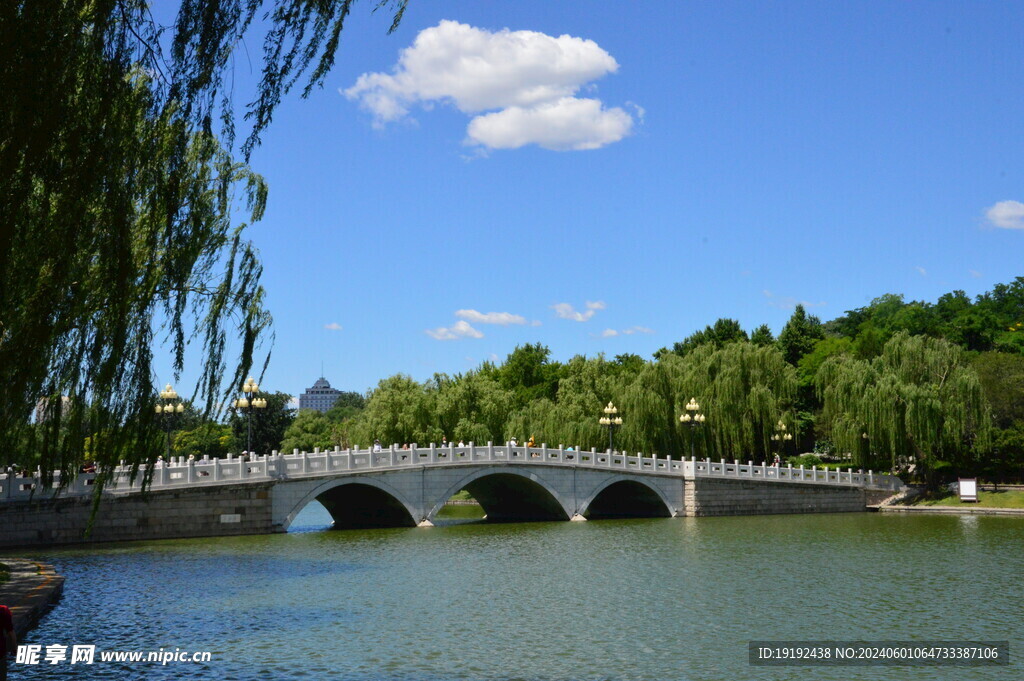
[670,342,798,462]
[617,360,681,457]
[0,1,406,484]
[816,332,990,481]
[350,375,438,448]
[434,371,513,444]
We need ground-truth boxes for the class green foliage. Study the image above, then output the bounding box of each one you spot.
[816,332,990,481]
[671,318,748,357]
[327,391,367,412]
[786,454,823,468]
[495,343,565,406]
[316,276,1024,478]
[280,410,334,454]
[972,352,1024,428]
[778,305,825,366]
[912,489,1024,508]
[435,372,512,442]
[750,324,775,347]
[354,374,435,446]
[669,342,798,461]
[230,392,295,454]
[988,422,1024,482]
[174,423,236,460]
[798,337,853,390]
[0,1,406,486]
[824,278,1024,356]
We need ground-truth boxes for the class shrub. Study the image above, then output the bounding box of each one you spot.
[787,454,823,468]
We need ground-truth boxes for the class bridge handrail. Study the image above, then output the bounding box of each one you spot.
[0,443,902,502]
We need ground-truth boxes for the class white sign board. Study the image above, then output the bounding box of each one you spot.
[958,478,978,502]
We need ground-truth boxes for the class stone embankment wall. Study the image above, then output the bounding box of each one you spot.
[685,477,868,516]
[0,560,64,638]
[0,482,278,549]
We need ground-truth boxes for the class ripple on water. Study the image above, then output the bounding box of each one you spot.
[6,513,1023,680]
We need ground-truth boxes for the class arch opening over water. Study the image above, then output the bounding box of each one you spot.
[315,482,417,529]
[584,480,672,519]
[463,473,570,523]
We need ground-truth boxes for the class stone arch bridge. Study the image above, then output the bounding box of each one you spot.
[0,443,901,547]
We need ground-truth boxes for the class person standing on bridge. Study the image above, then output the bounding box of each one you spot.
[373,439,382,452]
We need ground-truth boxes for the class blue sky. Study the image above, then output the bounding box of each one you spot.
[154,1,1023,401]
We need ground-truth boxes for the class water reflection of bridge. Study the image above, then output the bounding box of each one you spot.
[1,444,902,545]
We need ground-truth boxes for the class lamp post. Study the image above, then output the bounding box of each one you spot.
[861,431,873,469]
[679,397,706,459]
[598,402,622,453]
[155,384,185,460]
[232,376,267,454]
[770,419,793,463]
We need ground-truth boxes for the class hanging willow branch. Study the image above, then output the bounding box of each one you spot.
[667,343,798,461]
[0,1,407,488]
[816,331,991,477]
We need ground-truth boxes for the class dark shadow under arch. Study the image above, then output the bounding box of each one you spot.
[585,480,672,519]
[316,483,417,529]
[464,473,569,523]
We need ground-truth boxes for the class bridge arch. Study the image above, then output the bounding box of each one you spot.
[427,468,572,523]
[577,475,675,519]
[279,476,419,531]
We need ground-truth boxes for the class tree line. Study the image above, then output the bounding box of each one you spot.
[14,277,1022,488]
[274,277,1023,486]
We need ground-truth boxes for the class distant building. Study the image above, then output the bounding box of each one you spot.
[34,396,71,424]
[298,377,344,413]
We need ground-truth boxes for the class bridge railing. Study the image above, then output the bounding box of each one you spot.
[683,458,901,491]
[0,442,900,502]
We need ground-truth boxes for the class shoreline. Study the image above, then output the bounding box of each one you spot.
[877,505,1024,516]
[0,559,64,638]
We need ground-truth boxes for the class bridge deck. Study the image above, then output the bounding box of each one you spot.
[1,443,901,503]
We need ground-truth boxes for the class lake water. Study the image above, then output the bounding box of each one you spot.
[5,506,1022,680]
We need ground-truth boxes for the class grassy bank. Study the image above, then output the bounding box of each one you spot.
[0,563,9,585]
[910,489,1024,508]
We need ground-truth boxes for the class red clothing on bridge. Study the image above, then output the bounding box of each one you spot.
[0,605,13,655]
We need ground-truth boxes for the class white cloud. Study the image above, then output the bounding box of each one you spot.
[425,320,484,341]
[466,97,632,151]
[323,322,343,331]
[915,266,927,276]
[599,326,654,338]
[344,20,635,151]
[455,309,527,325]
[763,290,826,310]
[625,101,645,122]
[985,200,1024,229]
[969,269,982,278]
[552,300,605,322]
